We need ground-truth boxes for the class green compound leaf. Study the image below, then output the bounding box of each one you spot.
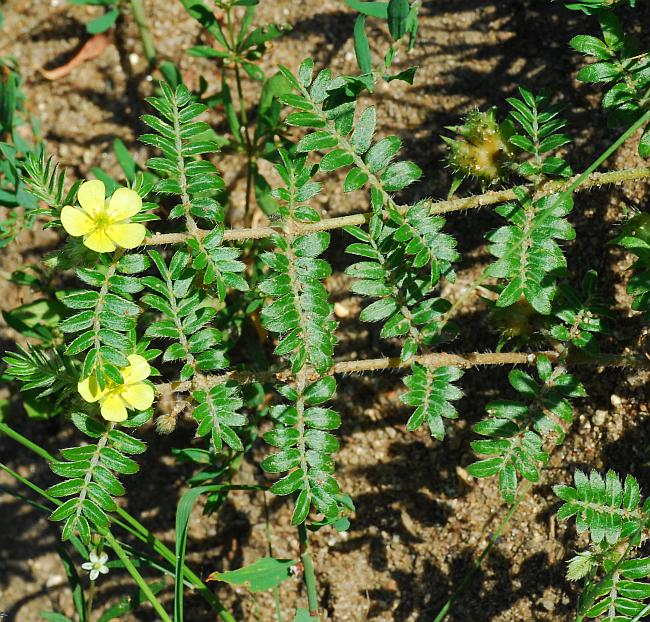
[486,191,575,315]
[570,9,649,132]
[554,466,650,620]
[469,355,585,502]
[192,382,246,451]
[555,470,643,545]
[48,417,146,544]
[346,217,453,363]
[402,364,463,441]
[394,201,459,283]
[142,82,244,301]
[263,377,342,525]
[507,88,572,180]
[260,155,336,375]
[550,270,611,351]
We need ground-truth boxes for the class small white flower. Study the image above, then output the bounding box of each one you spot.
[81,549,109,581]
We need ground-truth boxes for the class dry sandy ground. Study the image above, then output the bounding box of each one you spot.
[0,1,649,621]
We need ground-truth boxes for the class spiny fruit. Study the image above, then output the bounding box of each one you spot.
[443,108,517,189]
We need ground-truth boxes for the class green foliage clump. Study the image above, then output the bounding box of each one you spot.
[556,469,650,620]
[0,0,648,621]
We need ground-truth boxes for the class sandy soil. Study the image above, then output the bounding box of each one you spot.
[0,1,649,621]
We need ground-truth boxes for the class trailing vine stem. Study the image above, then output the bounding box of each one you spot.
[143,166,650,246]
[154,348,646,396]
[574,530,644,622]
[434,111,650,342]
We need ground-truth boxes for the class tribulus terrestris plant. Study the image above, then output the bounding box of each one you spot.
[0,0,649,620]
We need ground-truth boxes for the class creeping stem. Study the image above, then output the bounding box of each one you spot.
[143,166,650,245]
[154,349,648,396]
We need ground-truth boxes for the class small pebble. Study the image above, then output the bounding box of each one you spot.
[611,394,623,407]
[129,53,140,66]
[384,579,398,591]
[45,574,65,588]
[593,410,608,426]
[334,302,350,318]
[541,598,555,611]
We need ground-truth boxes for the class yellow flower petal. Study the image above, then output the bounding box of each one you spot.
[107,187,142,221]
[122,354,151,384]
[61,206,94,237]
[106,223,146,249]
[84,229,117,253]
[100,393,128,422]
[78,375,105,403]
[77,180,106,218]
[120,382,155,411]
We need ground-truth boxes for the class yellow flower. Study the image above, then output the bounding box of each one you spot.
[78,354,155,422]
[61,179,146,253]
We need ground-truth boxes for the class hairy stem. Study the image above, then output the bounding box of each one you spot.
[143,166,650,246]
[432,286,643,621]
[155,348,646,395]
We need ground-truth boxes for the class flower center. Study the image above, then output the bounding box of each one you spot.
[97,380,128,404]
[94,209,112,230]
